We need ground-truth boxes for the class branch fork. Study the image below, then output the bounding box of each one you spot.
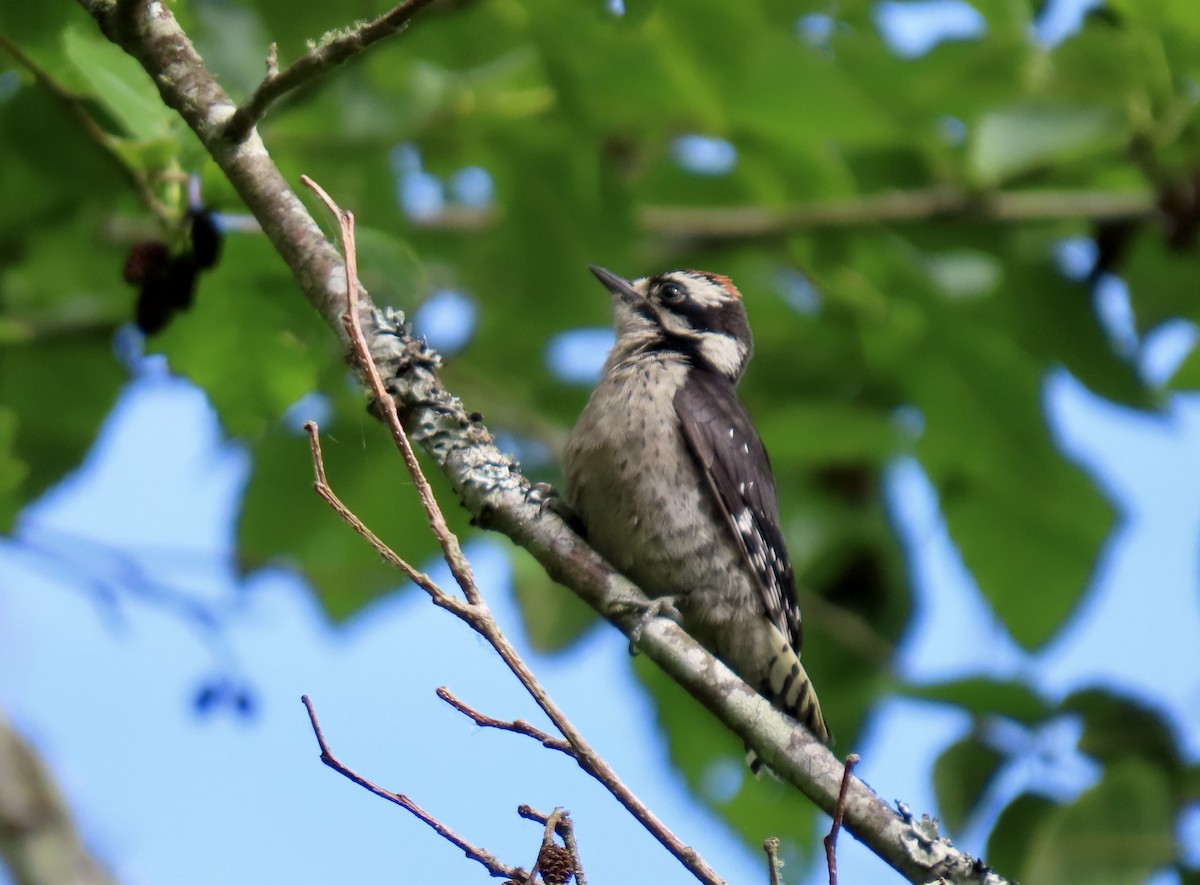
[298,176,725,885]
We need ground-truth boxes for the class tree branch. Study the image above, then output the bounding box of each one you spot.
[300,695,528,881]
[301,185,725,885]
[74,3,1012,882]
[223,0,440,141]
[0,715,118,885]
[519,805,587,885]
[763,837,783,885]
[436,687,573,755]
[638,187,1159,239]
[824,754,860,885]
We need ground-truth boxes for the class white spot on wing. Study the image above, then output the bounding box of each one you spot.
[736,508,755,534]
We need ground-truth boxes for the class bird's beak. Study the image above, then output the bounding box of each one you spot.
[588,264,641,305]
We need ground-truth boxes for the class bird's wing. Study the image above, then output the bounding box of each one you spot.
[674,371,802,648]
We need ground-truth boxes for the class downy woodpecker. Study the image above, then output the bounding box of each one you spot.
[563,266,829,761]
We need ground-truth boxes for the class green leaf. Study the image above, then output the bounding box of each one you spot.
[970,104,1121,184]
[237,415,451,620]
[1187,764,1200,804]
[0,337,124,529]
[0,407,28,529]
[62,25,176,142]
[352,226,427,307]
[756,401,901,466]
[634,657,820,863]
[922,250,1002,300]
[1002,253,1150,410]
[0,91,127,240]
[906,677,1049,724]
[510,545,598,652]
[1062,687,1183,773]
[1164,342,1200,391]
[933,735,1005,834]
[937,461,1108,648]
[153,235,332,437]
[1021,759,1175,885]
[987,792,1059,881]
[1124,235,1200,343]
[911,313,1113,649]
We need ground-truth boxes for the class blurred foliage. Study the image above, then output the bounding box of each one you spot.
[1,0,1198,879]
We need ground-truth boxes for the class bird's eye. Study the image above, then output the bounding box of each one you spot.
[659,281,686,303]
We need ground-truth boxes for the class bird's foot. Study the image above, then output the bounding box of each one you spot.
[622,596,683,656]
[528,482,587,537]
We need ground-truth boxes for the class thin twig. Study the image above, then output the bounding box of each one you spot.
[0,31,172,222]
[525,807,564,885]
[224,0,439,140]
[301,174,484,608]
[519,806,586,885]
[559,813,586,885]
[303,420,469,616]
[436,687,573,755]
[300,695,528,881]
[301,177,725,885]
[638,187,1158,239]
[762,837,783,885]
[824,754,861,885]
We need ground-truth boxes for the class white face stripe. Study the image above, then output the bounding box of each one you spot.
[697,333,748,379]
[631,272,739,308]
[606,268,751,380]
[656,308,697,339]
[681,278,728,308]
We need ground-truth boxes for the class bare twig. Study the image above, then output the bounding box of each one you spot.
[302,174,484,607]
[224,0,439,140]
[309,409,714,879]
[303,420,470,616]
[301,177,725,885]
[525,807,564,885]
[0,31,172,221]
[824,753,861,885]
[559,814,586,885]
[300,695,528,881]
[638,187,1158,239]
[519,806,587,885]
[437,687,573,755]
[0,715,119,885]
[763,837,783,885]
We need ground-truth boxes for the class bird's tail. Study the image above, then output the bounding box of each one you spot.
[764,632,829,743]
[743,625,830,775]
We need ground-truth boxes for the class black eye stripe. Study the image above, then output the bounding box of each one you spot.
[634,274,753,375]
[667,296,726,331]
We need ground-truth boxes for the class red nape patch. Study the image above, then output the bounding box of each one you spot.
[683,269,742,300]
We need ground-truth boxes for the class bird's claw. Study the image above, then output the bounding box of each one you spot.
[626,596,683,655]
[529,482,587,537]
